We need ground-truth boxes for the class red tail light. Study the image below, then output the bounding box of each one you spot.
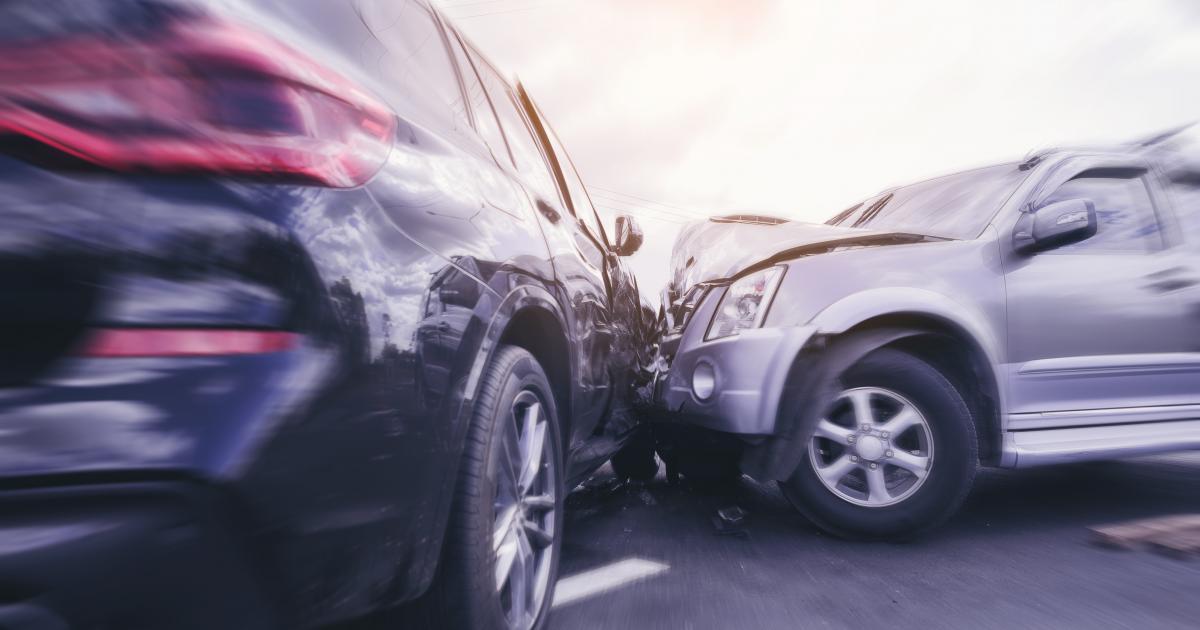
[78,328,298,358]
[0,18,394,187]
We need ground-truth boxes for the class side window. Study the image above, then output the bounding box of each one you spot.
[1041,175,1162,253]
[444,27,509,161]
[358,0,468,128]
[467,48,559,202]
[541,116,608,246]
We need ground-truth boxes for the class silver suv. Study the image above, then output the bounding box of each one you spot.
[652,138,1200,539]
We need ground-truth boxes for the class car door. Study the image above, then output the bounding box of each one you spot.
[459,44,614,445]
[1162,167,1200,342]
[1002,161,1198,425]
[517,86,649,428]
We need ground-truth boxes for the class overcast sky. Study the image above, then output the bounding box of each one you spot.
[439,0,1200,299]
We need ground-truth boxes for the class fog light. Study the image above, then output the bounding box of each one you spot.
[692,361,716,400]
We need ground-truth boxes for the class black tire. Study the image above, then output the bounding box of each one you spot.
[610,428,659,482]
[419,346,564,630]
[781,348,977,540]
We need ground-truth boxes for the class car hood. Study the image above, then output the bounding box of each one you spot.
[667,219,936,297]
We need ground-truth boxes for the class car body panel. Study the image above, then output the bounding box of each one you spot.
[0,0,646,626]
[654,145,1200,480]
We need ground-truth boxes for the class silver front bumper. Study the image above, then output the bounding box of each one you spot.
[657,288,816,435]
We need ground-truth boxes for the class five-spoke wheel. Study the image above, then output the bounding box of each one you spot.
[782,348,977,540]
[420,346,563,630]
[808,387,934,507]
[493,391,557,630]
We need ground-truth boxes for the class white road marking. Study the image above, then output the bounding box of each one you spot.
[551,557,670,608]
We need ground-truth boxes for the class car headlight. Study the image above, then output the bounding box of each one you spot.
[706,265,786,341]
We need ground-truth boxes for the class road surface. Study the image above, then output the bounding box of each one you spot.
[549,453,1200,629]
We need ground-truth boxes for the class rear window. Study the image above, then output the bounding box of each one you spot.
[828,164,1028,239]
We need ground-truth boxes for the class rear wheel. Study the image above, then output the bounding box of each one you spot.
[781,348,976,540]
[421,346,563,630]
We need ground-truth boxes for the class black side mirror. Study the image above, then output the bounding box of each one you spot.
[614,215,644,256]
[1013,198,1097,254]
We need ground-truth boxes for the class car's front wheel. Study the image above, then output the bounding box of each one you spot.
[422,345,564,630]
[781,348,977,540]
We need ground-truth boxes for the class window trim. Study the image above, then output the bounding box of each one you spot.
[518,88,611,249]
[1035,169,1166,255]
[444,26,517,167]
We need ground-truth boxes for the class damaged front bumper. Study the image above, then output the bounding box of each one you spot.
[654,286,816,437]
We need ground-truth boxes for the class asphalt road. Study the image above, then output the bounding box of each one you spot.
[549,453,1200,630]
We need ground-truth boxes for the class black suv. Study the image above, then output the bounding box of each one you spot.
[0,1,648,629]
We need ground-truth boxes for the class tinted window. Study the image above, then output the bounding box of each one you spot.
[443,27,509,160]
[1041,174,1162,253]
[829,164,1028,239]
[358,0,468,129]
[467,48,559,201]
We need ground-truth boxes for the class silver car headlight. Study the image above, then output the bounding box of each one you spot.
[706,265,786,341]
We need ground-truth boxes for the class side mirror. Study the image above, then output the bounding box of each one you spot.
[1013,198,1097,254]
[614,215,644,256]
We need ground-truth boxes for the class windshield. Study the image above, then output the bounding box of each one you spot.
[827,163,1029,239]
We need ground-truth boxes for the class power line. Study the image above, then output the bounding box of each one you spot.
[589,197,690,221]
[588,190,712,222]
[587,185,712,217]
[593,200,703,225]
[586,186,705,214]
[592,203,689,225]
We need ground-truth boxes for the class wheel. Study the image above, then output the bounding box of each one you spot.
[780,348,977,540]
[421,346,564,630]
[610,428,659,482]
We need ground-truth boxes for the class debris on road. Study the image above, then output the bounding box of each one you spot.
[1090,514,1200,558]
[712,505,749,538]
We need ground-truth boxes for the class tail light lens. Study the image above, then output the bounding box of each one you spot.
[78,328,298,358]
[0,17,394,187]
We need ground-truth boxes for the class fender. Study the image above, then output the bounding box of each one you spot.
[406,274,574,600]
[463,281,575,409]
[809,286,1004,371]
[743,288,1007,480]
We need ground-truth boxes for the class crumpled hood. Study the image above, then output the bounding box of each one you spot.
[667,219,923,296]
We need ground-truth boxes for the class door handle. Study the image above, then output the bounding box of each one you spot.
[1144,267,1200,293]
[535,200,560,223]
[1146,278,1200,293]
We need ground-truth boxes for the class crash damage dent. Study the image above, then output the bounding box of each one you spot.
[656,282,818,436]
[645,219,989,482]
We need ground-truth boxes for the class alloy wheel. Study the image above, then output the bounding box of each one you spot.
[808,387,935,507]
[493,389,557,630]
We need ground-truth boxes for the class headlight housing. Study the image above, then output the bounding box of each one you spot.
[706,266,786,341]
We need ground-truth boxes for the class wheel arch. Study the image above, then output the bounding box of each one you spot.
[834,313,1003,466]
[468,283,576,451]
[745,292,1006,480]
[496,305,573,446]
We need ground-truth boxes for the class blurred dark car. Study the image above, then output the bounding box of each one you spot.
[0,1,649,628]
[653,136,1200,540]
